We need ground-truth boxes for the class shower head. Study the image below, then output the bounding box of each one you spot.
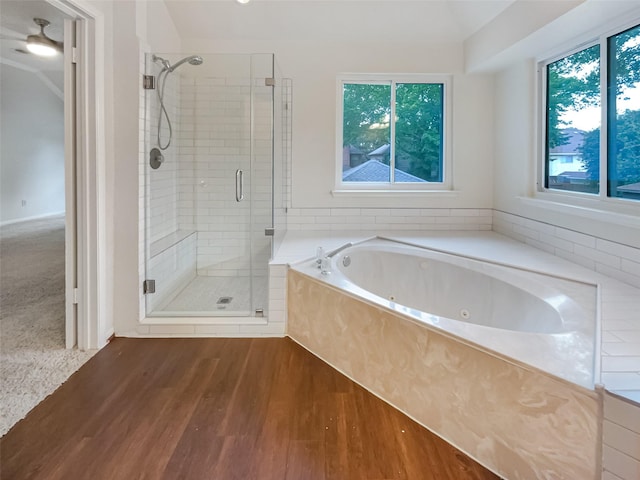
[152,54,203,73]
[152,54,171,71]
[168,55,204,72]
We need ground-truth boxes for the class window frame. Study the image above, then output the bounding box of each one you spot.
[335,73,453,193]
[537,20,640,207]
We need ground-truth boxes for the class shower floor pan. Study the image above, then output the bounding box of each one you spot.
[152,275,266,317]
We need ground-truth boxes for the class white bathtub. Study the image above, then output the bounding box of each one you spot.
[295,237,597,388]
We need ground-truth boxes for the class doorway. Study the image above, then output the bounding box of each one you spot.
[0,2,73,341]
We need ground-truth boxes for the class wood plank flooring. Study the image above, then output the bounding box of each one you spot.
[0,338,499,480]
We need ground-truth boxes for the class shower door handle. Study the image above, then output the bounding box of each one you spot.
[235,169,244,202]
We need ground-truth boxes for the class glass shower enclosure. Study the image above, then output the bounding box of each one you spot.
[143,53,288,319]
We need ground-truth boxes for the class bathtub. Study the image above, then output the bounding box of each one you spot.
[299,237,596,388]
[287,237,600,479]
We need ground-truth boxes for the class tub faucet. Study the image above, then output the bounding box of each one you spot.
[315,242,352,275]
[326,242,353,258]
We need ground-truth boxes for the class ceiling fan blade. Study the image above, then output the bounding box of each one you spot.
[0,34,24,41]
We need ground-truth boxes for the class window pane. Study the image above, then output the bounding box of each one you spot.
[608,24,640,201]
[342,83,391,182]
[395,83,443,183]
[546,45,600,194]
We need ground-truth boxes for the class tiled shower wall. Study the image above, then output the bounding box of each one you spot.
[148,67,181,245]
[176,77,273,280]
[140,57,288,320]
[146,233,197,312]
[273,78,292,256]
[138,53,197,319]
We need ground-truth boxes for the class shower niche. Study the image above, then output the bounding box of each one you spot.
[143,53,290,320]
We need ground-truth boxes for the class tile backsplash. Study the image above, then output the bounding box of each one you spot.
[286,207,493,231]
[493,210,640,289]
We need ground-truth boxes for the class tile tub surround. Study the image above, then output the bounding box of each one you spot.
[287,269,601,479]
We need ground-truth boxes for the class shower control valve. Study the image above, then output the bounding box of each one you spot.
[150,148,164,169]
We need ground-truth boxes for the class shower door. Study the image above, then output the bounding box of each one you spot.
[144,53,275,318]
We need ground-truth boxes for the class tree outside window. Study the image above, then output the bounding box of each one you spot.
[545,24,640,201]
[341,79,445,185]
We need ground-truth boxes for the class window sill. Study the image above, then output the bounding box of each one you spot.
[331,189,460,198]
[518,194,640,230]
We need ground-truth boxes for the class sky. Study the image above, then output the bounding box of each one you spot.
[562,84,640,131]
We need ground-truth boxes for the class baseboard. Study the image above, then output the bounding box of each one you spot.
[0,211,66,227]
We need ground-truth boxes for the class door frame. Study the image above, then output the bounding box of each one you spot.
[63,17,77,349]
[48,0,108,350]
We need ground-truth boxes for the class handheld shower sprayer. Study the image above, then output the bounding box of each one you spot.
[168,55,203,72]
[152,54,204,152]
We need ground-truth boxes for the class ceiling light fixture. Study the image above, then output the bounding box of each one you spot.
[26,18,62,57]
[236,0,251,4]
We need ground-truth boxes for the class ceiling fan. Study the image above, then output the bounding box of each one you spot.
[0,17,63,57]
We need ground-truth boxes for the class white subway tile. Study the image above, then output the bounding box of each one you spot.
[556,227,596,248]
[450,209,475,217]
[602,471,625,480]
[601,372,640,390]
[394,208,422,216]
[148,325,196,335]
[604,420,640,460]
[524,238,555,255]
[330,208,362,216]
[597,239,640,264]
[597,264,640,289]
[603,343,640,356]
[363,208,391,216]
[574,244,621,269]
[298,208,331,216]
[315,216,345,224]
[539,234,574,253]
[602,356,640,372]
[621,259,640,277]
[602,332,626,343]
[238,323,285,335]
[194,324,241,335]
[603,445,640,480]
[421,208,451,217]
[512,224,540,240]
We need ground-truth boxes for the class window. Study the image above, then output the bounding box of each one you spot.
[336,75,450,190]
[542,23,640,202]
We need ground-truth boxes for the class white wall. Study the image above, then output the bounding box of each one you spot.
[0,64,65,224]
[111,0,184,334]
[181,39,495,211]
[111,0,146,336]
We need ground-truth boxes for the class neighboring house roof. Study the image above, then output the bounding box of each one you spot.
[617,182,640,193]
[343,159,426,182]
[557,171,589,179]
[368,144,390,156]
[550,128,586,154]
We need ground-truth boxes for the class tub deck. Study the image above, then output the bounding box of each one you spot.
[273,230,640,403]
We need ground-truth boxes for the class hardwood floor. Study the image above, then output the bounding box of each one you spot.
[0,338,499,480]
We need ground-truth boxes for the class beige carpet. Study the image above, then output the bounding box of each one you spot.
[0,214,95,436]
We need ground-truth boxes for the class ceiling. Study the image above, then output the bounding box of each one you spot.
[0,0,516,83]
[0,0,67,82]
[164,0,516,45]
